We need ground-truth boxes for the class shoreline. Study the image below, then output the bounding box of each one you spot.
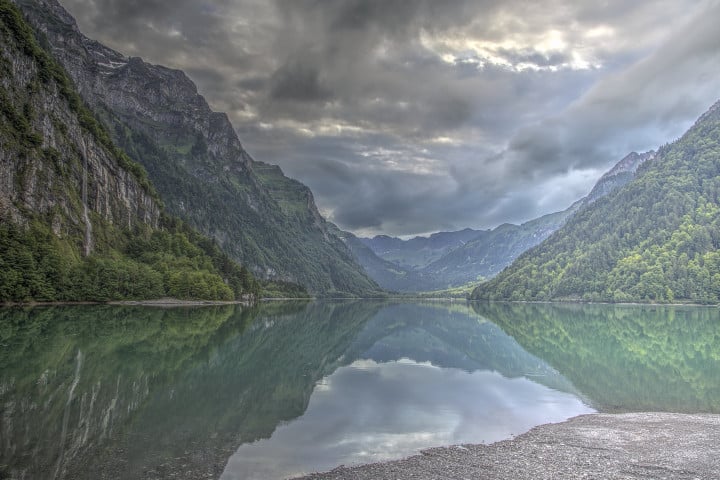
[295,412,720,479]
[108,298,253,307]
[465,298,720,307]
[0,298,253,308]
[2,297,717,308]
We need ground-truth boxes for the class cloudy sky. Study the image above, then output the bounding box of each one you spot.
[62,0,720,237]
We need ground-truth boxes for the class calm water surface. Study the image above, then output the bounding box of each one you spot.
[1,301,719,479]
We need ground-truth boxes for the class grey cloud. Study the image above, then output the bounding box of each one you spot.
[478,0,720,207]
[269,61,333,102]
[276,0,482,39]
[237,76,269,92]
[495,49,571,68]
[60,0,719,236]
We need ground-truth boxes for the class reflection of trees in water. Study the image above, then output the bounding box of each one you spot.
[6,300,697,479]
[0,305,241,479]
[472,302,720,413]
[0,301,381,479]
[344,303,577,395]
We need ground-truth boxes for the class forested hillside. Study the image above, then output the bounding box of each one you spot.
[473,100,720,303]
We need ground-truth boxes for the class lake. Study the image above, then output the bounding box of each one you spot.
[1,301,719,479]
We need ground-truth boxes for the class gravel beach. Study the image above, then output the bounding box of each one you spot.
[295,413,720,479]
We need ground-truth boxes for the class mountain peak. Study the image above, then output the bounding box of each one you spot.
[584,150,655,205]
[696,98,720,125]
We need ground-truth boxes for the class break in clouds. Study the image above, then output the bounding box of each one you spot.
[62,0,720,236]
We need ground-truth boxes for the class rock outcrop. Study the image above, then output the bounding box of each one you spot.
[0,1,160,251]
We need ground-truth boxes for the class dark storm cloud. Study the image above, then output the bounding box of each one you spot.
[269,61,333,102]
[60,0,720,236]
[275,0,482,38]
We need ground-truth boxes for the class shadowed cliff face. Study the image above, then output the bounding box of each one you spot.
[0,1,160,244]
[15,0,379,296]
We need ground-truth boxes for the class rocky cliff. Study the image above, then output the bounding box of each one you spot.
[0,0,160,251]
[16,0,379,296]
[584,150,655,205]
[1,0,264,302]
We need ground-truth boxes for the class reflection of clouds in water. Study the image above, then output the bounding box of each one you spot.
[220,359,594,480]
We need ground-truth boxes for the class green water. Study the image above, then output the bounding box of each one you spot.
[0,301,718,479]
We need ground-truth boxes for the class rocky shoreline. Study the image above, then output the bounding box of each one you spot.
[295,413,720,479]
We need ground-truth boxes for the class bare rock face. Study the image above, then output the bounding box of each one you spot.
[0,8,160,251]
[20,1,253,172]
[16,0,379,295]
[584,150,656,205]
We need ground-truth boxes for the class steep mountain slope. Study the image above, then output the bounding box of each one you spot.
[331,227,425,292]
[17,0,379,296]
[584,151,656,204]
[421,207,578,288]
[473,100,720,303]
[0,0,261,301]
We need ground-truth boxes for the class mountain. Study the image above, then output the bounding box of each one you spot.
[584,150,656,204]
[16,0,380,296]
[360,228,486,269]
[473,100,720,303]
[346,150,653,292]
[330,227,425,292]
[419,207,578,288]
[0,0,264,302]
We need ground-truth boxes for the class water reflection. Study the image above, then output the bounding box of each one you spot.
[1,301,718,479]
[222,359,590,480]
[472,302,720,412]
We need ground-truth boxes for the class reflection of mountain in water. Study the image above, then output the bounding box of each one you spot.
[0,305,243,480]
[0,302,382,479]
[89,301,383,480]
[473,302,720,413]
[1,301,581,479]
[345,303,580,396]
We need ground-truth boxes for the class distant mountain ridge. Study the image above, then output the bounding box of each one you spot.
[360,228,486,269]
[347,151,654,292]
[473,99,720,303]
[17,0,380,296]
